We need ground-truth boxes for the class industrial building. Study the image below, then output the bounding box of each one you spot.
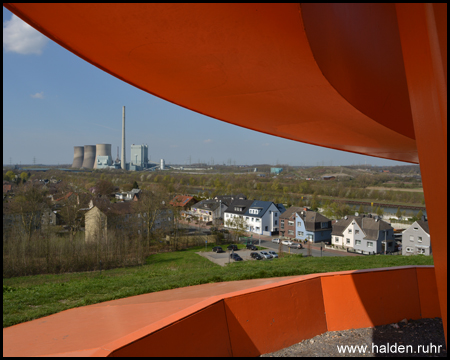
[71,107,162,171]
[130,144,149,171]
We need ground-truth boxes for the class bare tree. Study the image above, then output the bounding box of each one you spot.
[225,216,248,243]
[11,183,49,242]
[132,190,172,254]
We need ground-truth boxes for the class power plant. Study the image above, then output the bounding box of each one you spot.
[81,145,96,168]
[71,107,166,171]
[94,143,113,169]
[71,146,84,168]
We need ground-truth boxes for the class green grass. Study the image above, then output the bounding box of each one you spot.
[3,244,433,328]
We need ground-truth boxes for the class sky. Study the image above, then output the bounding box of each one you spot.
[3,8,412,167]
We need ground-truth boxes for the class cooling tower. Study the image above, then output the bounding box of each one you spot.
[81,145,96,169]
[71,146,84,168]
[94,144,112,169]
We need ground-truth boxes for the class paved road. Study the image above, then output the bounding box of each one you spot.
[177,221,358,257]
[254,240,351,257]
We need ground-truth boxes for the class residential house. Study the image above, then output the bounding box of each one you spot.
[213,194,247,207]
[223,199,254,233]
[3,183,12,194]
[402,219,431,255]
[115,188,142,202]
[169,195,197,211]
[84,198,173,242]
[190,199,228,224]
[332,215,395,254]
[224,199,285,236]
[41,205,60,227]
[280,207,332,243]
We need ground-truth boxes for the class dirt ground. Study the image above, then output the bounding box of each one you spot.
[261,318,446,357]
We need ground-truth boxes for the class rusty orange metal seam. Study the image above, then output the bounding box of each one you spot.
[221,297,234,357]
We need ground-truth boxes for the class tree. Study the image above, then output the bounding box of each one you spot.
[95,179,115,196]
[132,190,172,254]
[396,207,402,219]
[20,172,29,183]
[310,192,320,211]
[225,215,248,243]
[416,210,424,219]
[132,181,139,189]
[358,205,364,215]
[11,183,49,242]
[376,206,384,216]
[6,170,16,182]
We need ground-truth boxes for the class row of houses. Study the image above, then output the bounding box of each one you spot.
[170,193,432,256]
[281,207,431,255]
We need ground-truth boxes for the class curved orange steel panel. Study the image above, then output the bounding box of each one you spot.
[396,3,447,344]
[4,3,418,162]
[301,4,415,140]
[3,2,446,347]
[2,267,441,357]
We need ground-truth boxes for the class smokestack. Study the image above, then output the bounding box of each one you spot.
[121,106,126,170]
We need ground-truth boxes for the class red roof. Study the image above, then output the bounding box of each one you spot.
[170,195,195,207]
[54,192,75,202]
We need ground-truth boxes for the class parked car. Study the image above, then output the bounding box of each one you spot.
[227,244,238,251]
[246,244,257,250]
[268,251,278,258]
[272,238,280,243]
[216,248,225,253]
[282,240,293,246]
[289,243,303,249]
[250,252,263,260]
[230,253,243,261]
[212,246,223,252]
[260,251,272,259]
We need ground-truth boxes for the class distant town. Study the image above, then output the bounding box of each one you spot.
[3,162,429,277]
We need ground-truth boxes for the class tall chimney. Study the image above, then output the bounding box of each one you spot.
[121,106,126,170]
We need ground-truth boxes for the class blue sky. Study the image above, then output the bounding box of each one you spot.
[3,8,412,167]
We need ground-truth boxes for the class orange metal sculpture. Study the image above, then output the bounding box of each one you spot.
[3,267,441,356]
[3,3,446,354]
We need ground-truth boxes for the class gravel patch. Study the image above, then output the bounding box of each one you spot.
[261,318,446,357]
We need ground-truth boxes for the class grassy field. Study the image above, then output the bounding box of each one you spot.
[3,244,433,328]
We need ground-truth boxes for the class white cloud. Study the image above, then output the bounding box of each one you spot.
[31,92,44,99]
[3,15,48,55]
[204,139,212,143]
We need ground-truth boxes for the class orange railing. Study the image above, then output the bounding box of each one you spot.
[3,266,440,357]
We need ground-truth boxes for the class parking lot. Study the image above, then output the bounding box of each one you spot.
[197,248,276,266]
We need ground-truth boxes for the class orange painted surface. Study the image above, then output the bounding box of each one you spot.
[3,267,440,357]
[2,276,299,357]
[416,267,441,319]
[3,2,447,347]
[109,302,232,357]
[322,267,421,331]
[3,4,418,163]
[224,277,327,356]
[395,3,447,344]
